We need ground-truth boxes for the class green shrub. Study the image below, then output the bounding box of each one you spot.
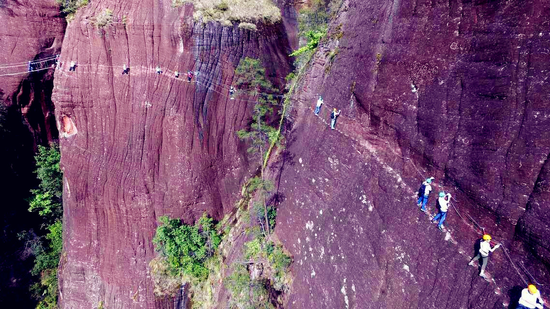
[94,9,113,28]
[290,29,326,57]
[56,0,88,15]
[225,264,274,309]
[152,214,221,280]
[244,238,263,260]
[25,143,64,309]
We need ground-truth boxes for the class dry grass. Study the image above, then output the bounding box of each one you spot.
[149,257,183,297]
[174,0,281,28]
[93,8,113,28]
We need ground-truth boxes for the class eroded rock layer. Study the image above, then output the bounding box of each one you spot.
[275,0,550,307]
[0,0,64,306]
[53,1,292,307]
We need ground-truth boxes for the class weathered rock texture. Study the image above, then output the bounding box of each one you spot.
[0,0,64,306]
[53,1,292,307]
[275,0,550,308]
[0,0,65,144]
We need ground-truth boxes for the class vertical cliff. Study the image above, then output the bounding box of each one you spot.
[275,0,550,307]
[0,0,65,306]
[52,0,292,307]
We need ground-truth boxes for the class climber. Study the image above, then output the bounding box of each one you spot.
[468,234,501,278]
[69,61,77,72]
[174,71,180,78]
[28,61,33,72]
[314,95,323,115]
[417,177,435,212]
[518,284,545,309]
[122,64,129,75]
[432,192,451,230]
[230,86,235,100]
[330,108,341,130]
[187,70,193,83]
[156,66,162,74]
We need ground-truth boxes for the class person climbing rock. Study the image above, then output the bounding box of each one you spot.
[28,61,33,72]
[330,108,341,130]
[156,66,162,74]
[314,95,323,115]
[230,86,235,100]
[417,177,434,212]
[69,61,77,72]
[122,64,129,75]
[432,192,451,230]
[468,234,501,278]
[174,71,180,78]
[518,284,545,309]
[187,70,193,82]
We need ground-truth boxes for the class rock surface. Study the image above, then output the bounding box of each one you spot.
[0,0,65,144]
[52,1,293,307]
[275,0,550,307]
[50,0,550,307]
[0,0,64,306]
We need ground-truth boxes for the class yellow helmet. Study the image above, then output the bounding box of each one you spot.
[482,234,491,241]
[528,284,538,294]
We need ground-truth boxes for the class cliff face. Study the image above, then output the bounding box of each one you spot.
[0,0,64,306]
[52,0,550,307]
[52,0,292,307]
[0,0,65,144]
[275,0,550,307]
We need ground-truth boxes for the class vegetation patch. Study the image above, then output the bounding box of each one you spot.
[93,8,114,28]
[173,0,281,28]
[225,238,292,308]
[56,0,88,16]
[20,144,64,309]
[152,214,222,283]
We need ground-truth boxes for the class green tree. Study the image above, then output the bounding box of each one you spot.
[152,214,221,280]
[28,144,62,224]
[235,58,280,236]
[25,143,63,309]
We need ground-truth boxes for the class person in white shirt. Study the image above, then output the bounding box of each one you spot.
[314,95,323,115]
[417,177,434,212]
[432,192,451,230]
[468,234,501,278]
[518,284,544,309]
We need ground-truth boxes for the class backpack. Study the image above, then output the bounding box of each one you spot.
[418,184,426,197]
[330,112,335,119]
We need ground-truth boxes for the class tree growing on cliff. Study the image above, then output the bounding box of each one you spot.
[235,57,280,236]
[152,214,221,281]
[28,144,62,224]
[23,143,63,309]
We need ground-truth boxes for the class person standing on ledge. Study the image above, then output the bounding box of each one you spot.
[432,191,451,230]
[518,284,545,309]
[187,70,193,83]
[314,95,323,115]
[417,177,434,212]
[330,108,341,130]
[468,234,501,278]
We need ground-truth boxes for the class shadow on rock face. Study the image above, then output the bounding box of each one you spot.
[507,286,523,309]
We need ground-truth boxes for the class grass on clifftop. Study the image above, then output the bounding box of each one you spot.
[173,0,281,29]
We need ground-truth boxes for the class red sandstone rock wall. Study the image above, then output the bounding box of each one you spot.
[53,1,292,307]
[0,0,64,306]
[275,0,550,307]
[0,0,65,144]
